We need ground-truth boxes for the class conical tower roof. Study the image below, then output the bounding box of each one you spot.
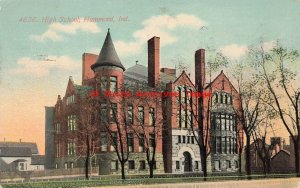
[91,29,125,71]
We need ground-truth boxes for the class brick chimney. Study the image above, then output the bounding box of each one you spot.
[148,37,160,88]
[82,53,97,85]
[195,49,205,89]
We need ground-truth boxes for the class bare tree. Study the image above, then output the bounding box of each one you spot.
[251,124,273,175]
[129,89,164,178]
[187,51,228,178]
[231,63,265,178]
[250,42,300,175]
[100,96,130,180]
[76,96,100,180]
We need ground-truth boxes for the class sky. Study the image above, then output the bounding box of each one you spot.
[0,0,300,154]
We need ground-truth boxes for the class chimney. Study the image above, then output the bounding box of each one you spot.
[82,53,97,85]
[148,37,160,88]
[195,49,205,89]
[19,139,22,142]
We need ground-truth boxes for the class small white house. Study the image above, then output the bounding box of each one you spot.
[0,142,45,172]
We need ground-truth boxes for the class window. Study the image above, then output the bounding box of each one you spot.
[139,160,146,170]
[56,143,61,157]
[55,163,58,169]
[188,110,193,128]
[127,105,133,124]
[222,137,226,154]
[100,103,108,122]
[187,136,190,144]
[221,115,225,130]
[138,106,144,124]
[100,76,108,91]
[128,133,134,152]
[67,141,76,156]
[149,134,155,149]
[111,132,117,151]
[178,135,181,143]
[19,162,25,171]
[139,134,145,152]
[235,161,239,168]
[214,93,218,104]
[64,162,68,169]
[100,132,108,151]
[191,136,195,144]
[226,137,229,154]
[231,137,234,154]
[70,162,74,169]
[214,161,220,170]
[128,160,135,170]
[55,123,61,133]
[67,115,76,131]
[233,138,237,154]
[183,110,187,128]
[216,136,221,154]
[111,160,118,170]
[211,135,216,154]
[182,136,186,143]
[228,137,232,154]
[195,161,199,170]
[149,107,155,126]
[176,161,180,170]
[66,94,75,105]
[227,160,231,169]
[215,114,221,130]
[110,76,118,92]
[110,103,117,122]
[177,110,181,128]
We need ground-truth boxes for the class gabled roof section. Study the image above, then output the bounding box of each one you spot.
[205,70,239,94]
[271,149,291,159]
[91,29,125,71]
[173,71,195,87]
[0,147,32,157]
[0,142,39,154]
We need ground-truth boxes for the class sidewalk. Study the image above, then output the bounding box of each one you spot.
[100,178,300,188]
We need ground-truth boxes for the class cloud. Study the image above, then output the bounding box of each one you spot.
[114,14,206,57]
[261,41,276,51]
[31,18,101,42]
[220,44,249,60]
[12,56,80,77]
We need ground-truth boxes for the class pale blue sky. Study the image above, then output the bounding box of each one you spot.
[0,0,299,152]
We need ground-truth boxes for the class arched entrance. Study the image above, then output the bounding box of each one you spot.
[183,151,192,172]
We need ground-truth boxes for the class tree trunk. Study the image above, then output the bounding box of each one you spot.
[149,164,154,178]
[238,153,242,175]
[245,135,251,179]
[294,138,300,176]
[121,162,126,180]
[200,151,207,180]
[85,135,90,180]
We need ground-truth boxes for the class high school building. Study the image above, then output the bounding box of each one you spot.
[45,29,243,175]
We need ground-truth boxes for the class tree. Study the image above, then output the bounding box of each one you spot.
[100,96,130,180]
[250,42,300,175]
[188,51,228,178]
[76,95,100,180]
[251,119,274,175]
[129,88,164,178]
[231,62,265,178]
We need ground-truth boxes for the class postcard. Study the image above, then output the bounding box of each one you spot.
[0,0,299,188]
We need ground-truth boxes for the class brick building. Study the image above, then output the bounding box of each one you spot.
[45,29,243,175]
[250,136,295,173]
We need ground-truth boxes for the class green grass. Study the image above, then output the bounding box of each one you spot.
[1,174,298,188]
